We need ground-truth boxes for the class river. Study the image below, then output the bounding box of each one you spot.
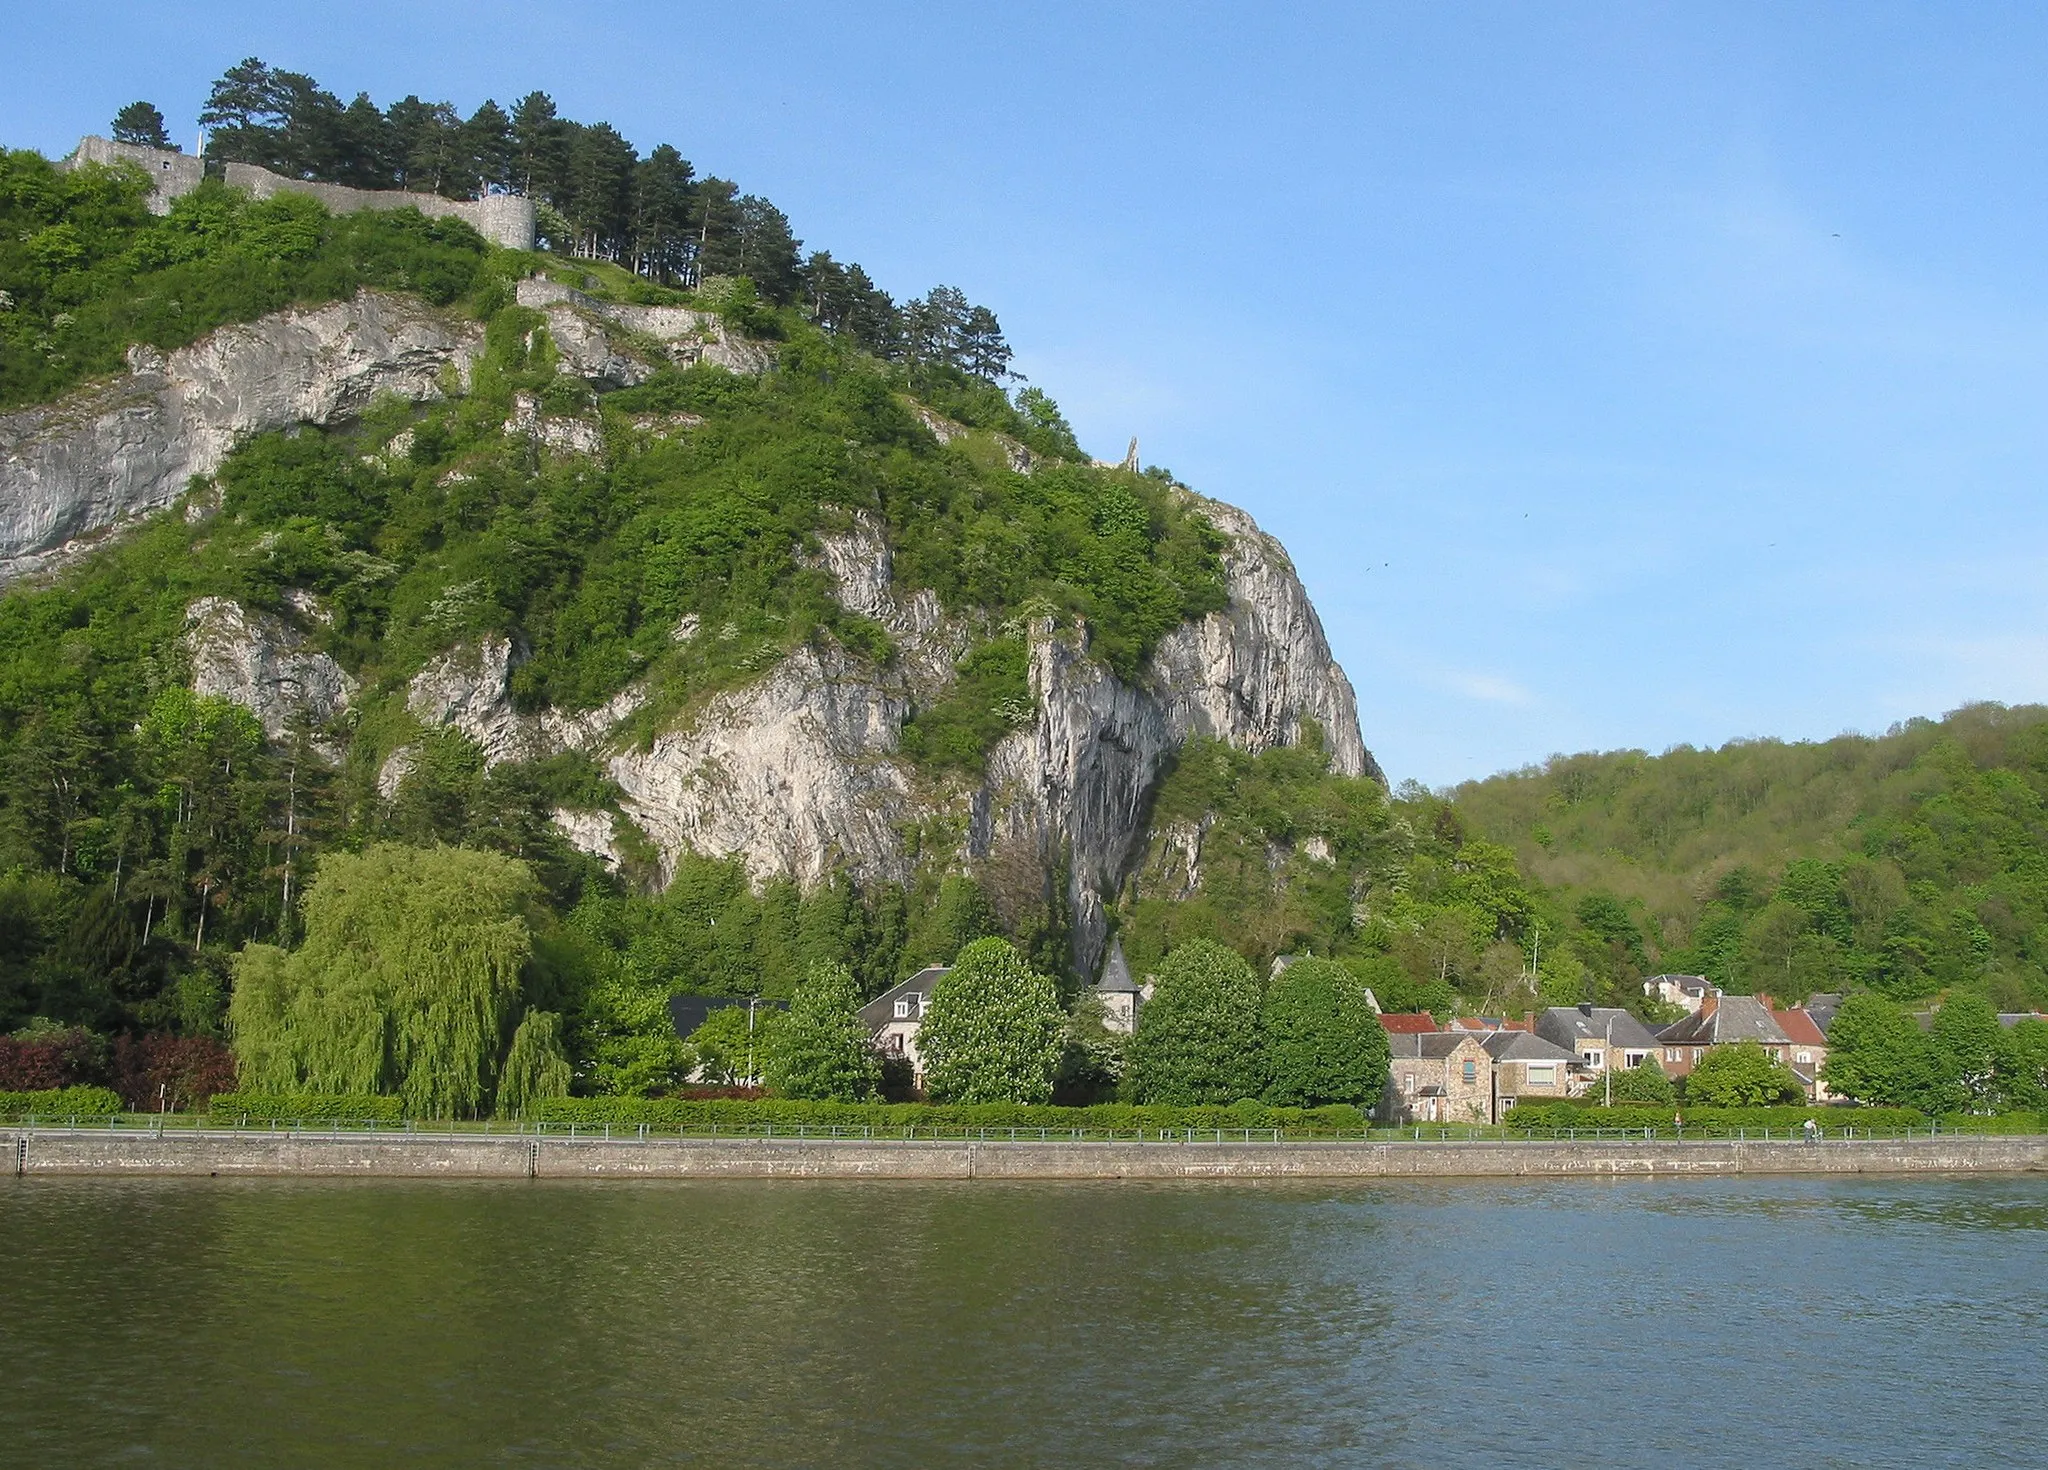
[3,1174,2043,1467]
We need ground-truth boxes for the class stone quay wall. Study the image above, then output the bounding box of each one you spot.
[61,137,536,250]
[8,1130,2047,1181]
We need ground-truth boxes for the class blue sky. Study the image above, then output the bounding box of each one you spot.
[10,2,2048,787]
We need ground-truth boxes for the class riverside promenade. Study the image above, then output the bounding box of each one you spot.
[8,1126,2047,1181]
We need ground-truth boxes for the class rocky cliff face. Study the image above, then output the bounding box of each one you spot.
[397,500,1374,977]
[0,290,483,585]
[2,287,1375,978]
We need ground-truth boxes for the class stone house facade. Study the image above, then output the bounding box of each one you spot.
[1383,1033,1495,1124]
[1482,1031,1584,1116]
[1536,1006,1663,1079]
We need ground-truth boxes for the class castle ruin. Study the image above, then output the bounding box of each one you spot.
[62,136,537,252]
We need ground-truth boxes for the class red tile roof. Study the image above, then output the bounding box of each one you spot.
[1378,1013,1440,1035]
[1771,1009,1829,1047]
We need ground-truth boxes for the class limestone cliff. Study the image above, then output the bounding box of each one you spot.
[1,287,1376,979]
[0,290,484,584]
[398,500,1373,977]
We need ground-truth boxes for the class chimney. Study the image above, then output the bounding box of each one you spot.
[1700,992,1719,1021]
[1578,1002,1593,1017]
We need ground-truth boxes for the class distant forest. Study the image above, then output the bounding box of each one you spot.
[139,58,1010,375]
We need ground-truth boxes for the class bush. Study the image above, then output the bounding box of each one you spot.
[1500,1101,1926,1132]
[111,1034,238,1111]
[1262,957,1389,1107]
[204,1092,406,1122]
[522,1095,1367,1133]
[765,962,880,1102]
[0,1085,122,1118]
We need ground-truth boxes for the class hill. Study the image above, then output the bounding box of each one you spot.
[1453,703,2048,1013]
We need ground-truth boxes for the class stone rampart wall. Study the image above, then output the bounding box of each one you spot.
[61,137,536,249]
[8,1130,2046,1181]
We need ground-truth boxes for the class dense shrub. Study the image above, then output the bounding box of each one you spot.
[525,1095,1366,1132]
[0,1085,122,1117]
[1261,957,1389,1107]
[1125,939,1266,1104]
[204,1091,406,1122]
[110,1034,238,1111]
[0,1028,106,1089]
[1501,1101,1926,1131]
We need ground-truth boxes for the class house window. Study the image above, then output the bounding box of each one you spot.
[1462,1059,1477,1083]
[893,999,909,1019]
[1402,1073,1416,1094]
[1666,1048,1679,1063]
[1526,1064,1554,1085]
[1580,1047,1603,1069]
[1623,1051,1647,1068]
[1796,1049,1812,1064]
[1498,1096,1516,1114]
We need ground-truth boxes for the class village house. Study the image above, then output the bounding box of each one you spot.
[1654,993,1791,1081]
[1771,1005,1834,1101]
[1535,1005,1663,1078]
[1481,1030,1583,1116]
[1381,1032,1495,1124]
[856,966,949,1080]
[1643,974,1714,1013]
[1378,1013,1440,1036]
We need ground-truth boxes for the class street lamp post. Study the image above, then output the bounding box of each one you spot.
[1604,1012,1617,1107]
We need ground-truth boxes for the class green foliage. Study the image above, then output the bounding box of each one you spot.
[205,1090,405,1122]
[497,1008,572,1115]
[687,1005,781,1086]
[0,1084,122,1118]
[0,154,496,409]
[765,961,880,1102]
[1683,1041,1806,1107]
[1604,1055,1676,1104]
[228,844,548,1116]
[1125,939,1265,1105]
[1501,1100,1924,1132]
[527,1093,1368,1133]
[900,638,1031,774]
[917,937,1065,1104]
[1261,957,1390,1106]
[1455,703,2048,1009]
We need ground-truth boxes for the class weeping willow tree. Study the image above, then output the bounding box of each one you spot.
[230,844,566,1117]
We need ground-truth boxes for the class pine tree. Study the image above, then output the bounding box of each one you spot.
[111,102,174,150]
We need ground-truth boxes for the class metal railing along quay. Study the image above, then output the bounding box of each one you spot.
[1,1114,2028,1146]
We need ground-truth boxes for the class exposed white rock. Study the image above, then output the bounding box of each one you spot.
[404,635,646,766]
[553,808,624,869]
[0,290,483,584]
[506,392,605,456]
[514,279,774,378]
[909,404,1036,474]
[182,596,357,737]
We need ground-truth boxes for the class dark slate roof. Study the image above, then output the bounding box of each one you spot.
[1803,993,1844,1034]
[667,994,786,1040]
[1659,994,1790,1047]
[1094,938,1141,994]
[855,966,948,1030]
[1535,1007,1663,1053]
[1388,1032,1484,1060]
[1481,1031,1580,1064]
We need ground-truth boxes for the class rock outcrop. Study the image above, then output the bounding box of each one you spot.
[397,500,1374,976]
[0,290,482,585]
[514,279,774,381]
[182,595,357,737]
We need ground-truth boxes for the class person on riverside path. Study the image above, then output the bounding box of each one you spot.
[1803,1117,1820,1144]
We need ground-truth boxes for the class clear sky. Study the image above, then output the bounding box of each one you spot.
[10,2,2048,788]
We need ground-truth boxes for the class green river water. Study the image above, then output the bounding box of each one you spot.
[3,1174,2044,1467]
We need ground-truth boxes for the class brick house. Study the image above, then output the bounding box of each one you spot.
[1382,1032,1495,1123]
[856,966,949,1081]
[1770,1006,1833,1100]
[1655,993,1792,1082]
[1535,1006,1663,1082]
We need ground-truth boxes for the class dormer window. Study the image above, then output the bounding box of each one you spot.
[893,999,909,1019]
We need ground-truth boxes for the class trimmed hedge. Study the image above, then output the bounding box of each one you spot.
[1502,1101,1927,1131]
[0,1086,123,1118]
[205,1092,406,1123]
[522,1097,1368,1132]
